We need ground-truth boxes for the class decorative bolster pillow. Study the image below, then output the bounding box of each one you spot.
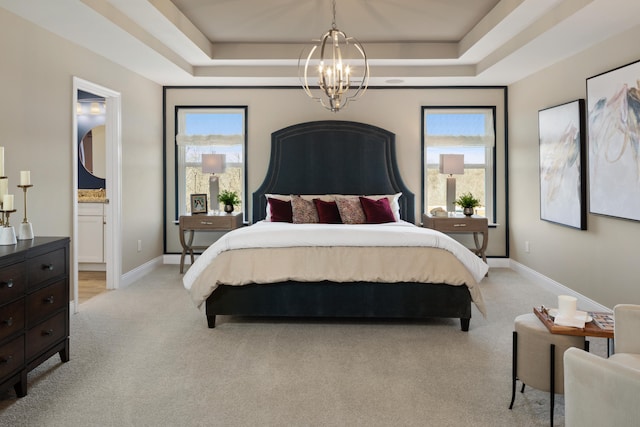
[359,196,396,224]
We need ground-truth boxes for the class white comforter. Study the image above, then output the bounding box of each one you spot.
[183,220,488,295]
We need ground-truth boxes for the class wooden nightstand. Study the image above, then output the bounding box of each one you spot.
[178,212,243,273]
[422,214,489,263]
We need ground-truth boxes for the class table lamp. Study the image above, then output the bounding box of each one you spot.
[439,154,464,213]
[201,154,226,212]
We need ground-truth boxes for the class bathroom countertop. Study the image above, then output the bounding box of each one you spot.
[78,189,107,203]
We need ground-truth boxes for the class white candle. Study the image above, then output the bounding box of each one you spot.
[558,295,577,318]
[0,147,4,177]
[3,194,13,211]
[0,179,7,200]
[20,171,30,186]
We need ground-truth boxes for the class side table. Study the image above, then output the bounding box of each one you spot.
[422,214,489,263]
[179,212,242,273]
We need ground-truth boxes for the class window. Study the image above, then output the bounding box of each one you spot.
[422,107,495,220]
[175,107,247,219]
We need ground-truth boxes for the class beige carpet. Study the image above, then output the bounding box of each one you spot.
[0,266,607,426]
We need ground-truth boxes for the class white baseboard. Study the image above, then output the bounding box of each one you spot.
[120,256,164,288]
[163,254,184,265]
[487,258,510,269]
[509,259,610,312]
[79,262,106,271]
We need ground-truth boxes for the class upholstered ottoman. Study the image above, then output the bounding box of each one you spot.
[509,313,585,426]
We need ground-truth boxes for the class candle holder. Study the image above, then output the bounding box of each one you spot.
[0,209,17,246]
[17,184,34,240]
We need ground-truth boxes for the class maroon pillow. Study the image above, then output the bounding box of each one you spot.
[268,197,293,222]
[313,199,342,224]
[359,197,396,224]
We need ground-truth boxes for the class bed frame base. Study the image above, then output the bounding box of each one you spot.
[206,281,472,331]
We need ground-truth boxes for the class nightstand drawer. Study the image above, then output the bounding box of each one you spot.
[0,263,27,302]
[180,213,242,230]
[27,248,66,290]
[431,219,485,232]
[26,280,66,327]
[26,311,66,361]
[423,215,488,233]
[0,299,25,342]
[0,335,25,378]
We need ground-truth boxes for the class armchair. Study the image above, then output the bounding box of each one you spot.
[564,304,640,426]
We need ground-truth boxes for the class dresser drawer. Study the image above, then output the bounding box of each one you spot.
[26,280,66,327]
[0,262,27,302]
[26,311,66,361]
[0,335,25,379]
[27,248,66,290]
[0,299,25,342]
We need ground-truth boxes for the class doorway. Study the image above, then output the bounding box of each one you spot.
[72,77,122,312]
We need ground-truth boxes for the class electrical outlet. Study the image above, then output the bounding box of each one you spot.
[525,241,530,253]
[137,240,142,252]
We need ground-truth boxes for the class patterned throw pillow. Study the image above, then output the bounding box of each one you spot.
[335,196,366,224]
[291,195,319,224]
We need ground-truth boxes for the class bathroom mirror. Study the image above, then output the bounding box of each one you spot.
[79,125,106,179]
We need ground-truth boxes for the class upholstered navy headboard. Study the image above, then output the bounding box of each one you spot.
[252,120,414,224]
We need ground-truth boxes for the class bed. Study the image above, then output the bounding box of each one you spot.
[183,120,488,330]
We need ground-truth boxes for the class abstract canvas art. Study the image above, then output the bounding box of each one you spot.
[538,99,586,229]
[587,59,640,221]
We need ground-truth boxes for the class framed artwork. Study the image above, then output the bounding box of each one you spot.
[587,59,640,221]
[538,99,586,229]
[190,193,208,214]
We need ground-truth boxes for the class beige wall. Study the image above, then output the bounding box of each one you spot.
[509,24,640,308]
[165,87,507,255]
[0,9,163,274]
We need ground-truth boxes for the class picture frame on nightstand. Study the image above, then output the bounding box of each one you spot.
[190,193,208,214]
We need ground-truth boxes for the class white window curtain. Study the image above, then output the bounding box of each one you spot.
[424,108,495,148]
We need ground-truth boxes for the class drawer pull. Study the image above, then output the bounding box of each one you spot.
[42,264,54,271]
[453,223,467,227]
[0,279,14,288]
[42,329,54,336]
[3,317,13,326]
[200,221,214,225]
[44,296,55,304]
[0,355,13,364]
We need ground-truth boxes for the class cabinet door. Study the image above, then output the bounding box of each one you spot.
[78,215,104,263]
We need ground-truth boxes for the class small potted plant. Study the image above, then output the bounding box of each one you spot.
[455,192,481,216]
[217,190,240,213]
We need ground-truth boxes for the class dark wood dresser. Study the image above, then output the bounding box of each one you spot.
[0,237,70,397]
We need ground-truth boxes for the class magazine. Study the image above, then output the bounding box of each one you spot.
[590,312,614,331]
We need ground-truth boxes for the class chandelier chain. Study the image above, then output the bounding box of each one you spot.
[331,0,337,29]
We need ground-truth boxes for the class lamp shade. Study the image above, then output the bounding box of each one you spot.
[202,154,226,174]
[439,154,464,175]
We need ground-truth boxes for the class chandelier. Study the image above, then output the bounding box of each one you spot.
[299,0,369,112]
